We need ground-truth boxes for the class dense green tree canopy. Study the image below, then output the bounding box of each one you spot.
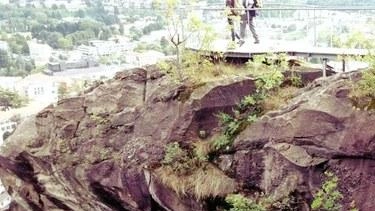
[0,3,116,49]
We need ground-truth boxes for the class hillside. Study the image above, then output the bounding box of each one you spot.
[0,62,374,211]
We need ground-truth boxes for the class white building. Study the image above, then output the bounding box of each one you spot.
[15,73,59,104]
[0,119,16,145]
[27,41,53,66]
[0,41,8,51]
[122,0,153,8]
[77,45,98,58]
[82,40,131,57]
[0,74,60,106]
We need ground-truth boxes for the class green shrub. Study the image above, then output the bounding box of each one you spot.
[216,111,243,138]
[350,68,375,110]
[0,87,28,109]
[311,171,343,211]
[226,194,266,211]
[156,163,236,199]
[215,93,265,151]
[157,54,245,84]
[193,141,211,162]
[246,53,286,92]
[217,112,235,125]
[212,135,232,151]
[269,193,302,211]
[255,69,284,91]
[158,142,236,199]
[162,142,189,165]
[238,95,257,110]
[352,68,375,98]
[289,74,303,88]
[224,119,242,137]
[162,142,204,175]
[262,86,299,112]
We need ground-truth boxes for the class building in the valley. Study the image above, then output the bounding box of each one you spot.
[47,57,98,72]
[27,41,53,66]
[87,40,131,56]
[76,40,132,59]
[18,0,40,7]
[0,41,8,51]
[15,73,59,103]
[77,45,98,57]
[122,0,153,8]
[0,119,16,145]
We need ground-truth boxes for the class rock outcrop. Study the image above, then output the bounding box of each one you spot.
[233,73,375,210]
[0,67,374,211]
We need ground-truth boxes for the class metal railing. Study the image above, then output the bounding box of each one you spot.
[182,5,375,48]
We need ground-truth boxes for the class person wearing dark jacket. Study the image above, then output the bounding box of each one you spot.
[240,0,259,44]
[226,0,245,46]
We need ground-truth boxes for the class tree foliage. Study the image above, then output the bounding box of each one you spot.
[0,3,115,50]
[154,0,212,81]
[0,88,28,109]
[0,50,35,77]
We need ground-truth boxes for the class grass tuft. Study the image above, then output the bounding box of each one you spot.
[155,163,236,200]
[262,86,300,112]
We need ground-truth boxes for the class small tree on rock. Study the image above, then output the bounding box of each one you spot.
[154,0,203,81]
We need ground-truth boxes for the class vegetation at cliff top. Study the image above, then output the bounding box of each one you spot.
[212,53,301,151]
[156,52,304,207]
[350,55,375,110]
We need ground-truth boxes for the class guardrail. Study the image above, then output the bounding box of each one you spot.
[178,5,375,48]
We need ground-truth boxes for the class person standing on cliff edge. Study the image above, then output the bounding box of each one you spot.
[226,0,245,48]
[240,0,260,44]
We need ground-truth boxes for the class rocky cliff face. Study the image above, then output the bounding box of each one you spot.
[0,67,374,211]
